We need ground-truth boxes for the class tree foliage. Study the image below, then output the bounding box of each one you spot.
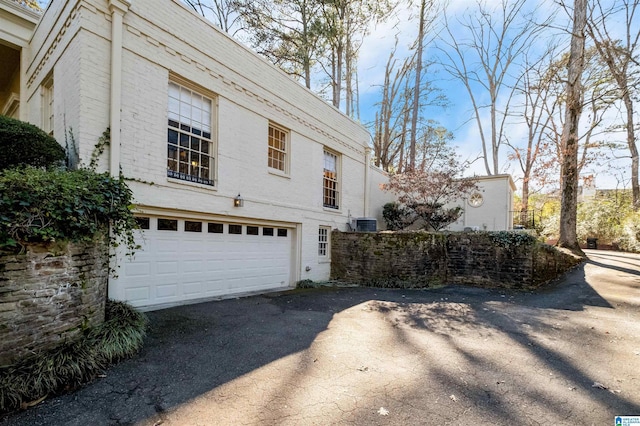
[382,143,477,231]
[0,115,65,171]
[0,167,138,254]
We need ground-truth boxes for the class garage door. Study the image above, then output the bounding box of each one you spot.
[109,217,293,309]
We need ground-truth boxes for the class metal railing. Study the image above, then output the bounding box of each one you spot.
[512,209,537,229]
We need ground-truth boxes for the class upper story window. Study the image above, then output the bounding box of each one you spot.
[167,81,215,186]
[323,149,339,209]
[268,122,289,174]
[42,75,54,136]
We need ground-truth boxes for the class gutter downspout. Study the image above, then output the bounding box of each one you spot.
[364,146,371,217]
[108,0,130,177]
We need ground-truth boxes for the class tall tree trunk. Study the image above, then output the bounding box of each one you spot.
[409,0,426,171]
[558,0,587,255]
[623,95,639,209]
[302,3,312,89]
[334,43,343,109]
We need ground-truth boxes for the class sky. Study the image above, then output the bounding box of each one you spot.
[351,0,634,193]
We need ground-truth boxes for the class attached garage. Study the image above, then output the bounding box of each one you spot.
[109,216,295,310]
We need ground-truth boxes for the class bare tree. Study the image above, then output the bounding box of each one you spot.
[183,0,244,35]
[437,0,549,175]
[372,42,414,171]
[507,49,557,221]
[557,0,587,254]
[519,46,617,193]
[371,38,447,173]
[587,0,640,209]
[407,0,438,171]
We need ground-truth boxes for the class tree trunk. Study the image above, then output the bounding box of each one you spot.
[623,95,640,209]
[557,0,586,256]
[408,0,426,172]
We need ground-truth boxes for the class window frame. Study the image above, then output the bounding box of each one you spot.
[318,226,331,260]
[167,77,217,187]
[267,122,290,176]
[41,74,54,136]
[323,149,340,210]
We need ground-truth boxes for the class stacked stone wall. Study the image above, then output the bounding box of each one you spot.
[0,241,108,366]
[331,231,581,290]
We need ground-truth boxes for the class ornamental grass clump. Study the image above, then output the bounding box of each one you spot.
[0,300,148,413]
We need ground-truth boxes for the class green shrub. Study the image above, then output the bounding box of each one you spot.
[382,202,415,230]
[0,115,65,170]
[489,231,537,248]
[0,300,148,413]
[0,167,138,253]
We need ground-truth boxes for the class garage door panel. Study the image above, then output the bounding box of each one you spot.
[156,283,179,299]
[112,217,293,308]
[125,287,150,303]
[157,261,179,275]
[124,262,151,276]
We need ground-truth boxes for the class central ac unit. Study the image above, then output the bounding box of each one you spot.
[351,217,377,232]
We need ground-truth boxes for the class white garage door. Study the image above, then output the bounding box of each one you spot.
[110,217,293,309]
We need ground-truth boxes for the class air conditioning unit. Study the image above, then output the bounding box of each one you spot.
[351,217,377,232]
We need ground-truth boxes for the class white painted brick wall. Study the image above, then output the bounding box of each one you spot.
[24,0,374,285]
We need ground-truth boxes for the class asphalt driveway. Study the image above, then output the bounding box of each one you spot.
[2,250,640,425]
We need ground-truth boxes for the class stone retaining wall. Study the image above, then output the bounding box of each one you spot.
[0,241,108,366]
[331,231,581,290]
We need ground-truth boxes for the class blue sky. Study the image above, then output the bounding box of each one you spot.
[352,0,633,192]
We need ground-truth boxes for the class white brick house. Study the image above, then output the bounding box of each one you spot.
[0,0,377,310]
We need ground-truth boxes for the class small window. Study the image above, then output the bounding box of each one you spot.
[229,224,242,234]
[323,149,340,209]
[158,219,178,231]
[185,221,202,232]
[42,74,54,136]
[247,226,259,235]
[318,226,330,257]
[136,217,150,230]
[208,223,224,233]
[263,227,274,236]
[268,122,289,174]
[277,228,288,237]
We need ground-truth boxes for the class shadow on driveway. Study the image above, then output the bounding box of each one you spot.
[3,251,640,425]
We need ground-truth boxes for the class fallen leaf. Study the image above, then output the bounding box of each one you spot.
[378,407,389,416]
[20,394,47,410]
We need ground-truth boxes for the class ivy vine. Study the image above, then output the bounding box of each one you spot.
[489,231,537,249]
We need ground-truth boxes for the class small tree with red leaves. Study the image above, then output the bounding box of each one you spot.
[383,170,477,231]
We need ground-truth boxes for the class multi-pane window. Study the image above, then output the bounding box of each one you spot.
[323,149,339,209]
[318,226,330,257]
[42,75,54,136]
[167,81,214,186]
[268,123,288,173]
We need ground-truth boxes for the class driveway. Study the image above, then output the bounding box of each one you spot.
[3,250,640,425]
